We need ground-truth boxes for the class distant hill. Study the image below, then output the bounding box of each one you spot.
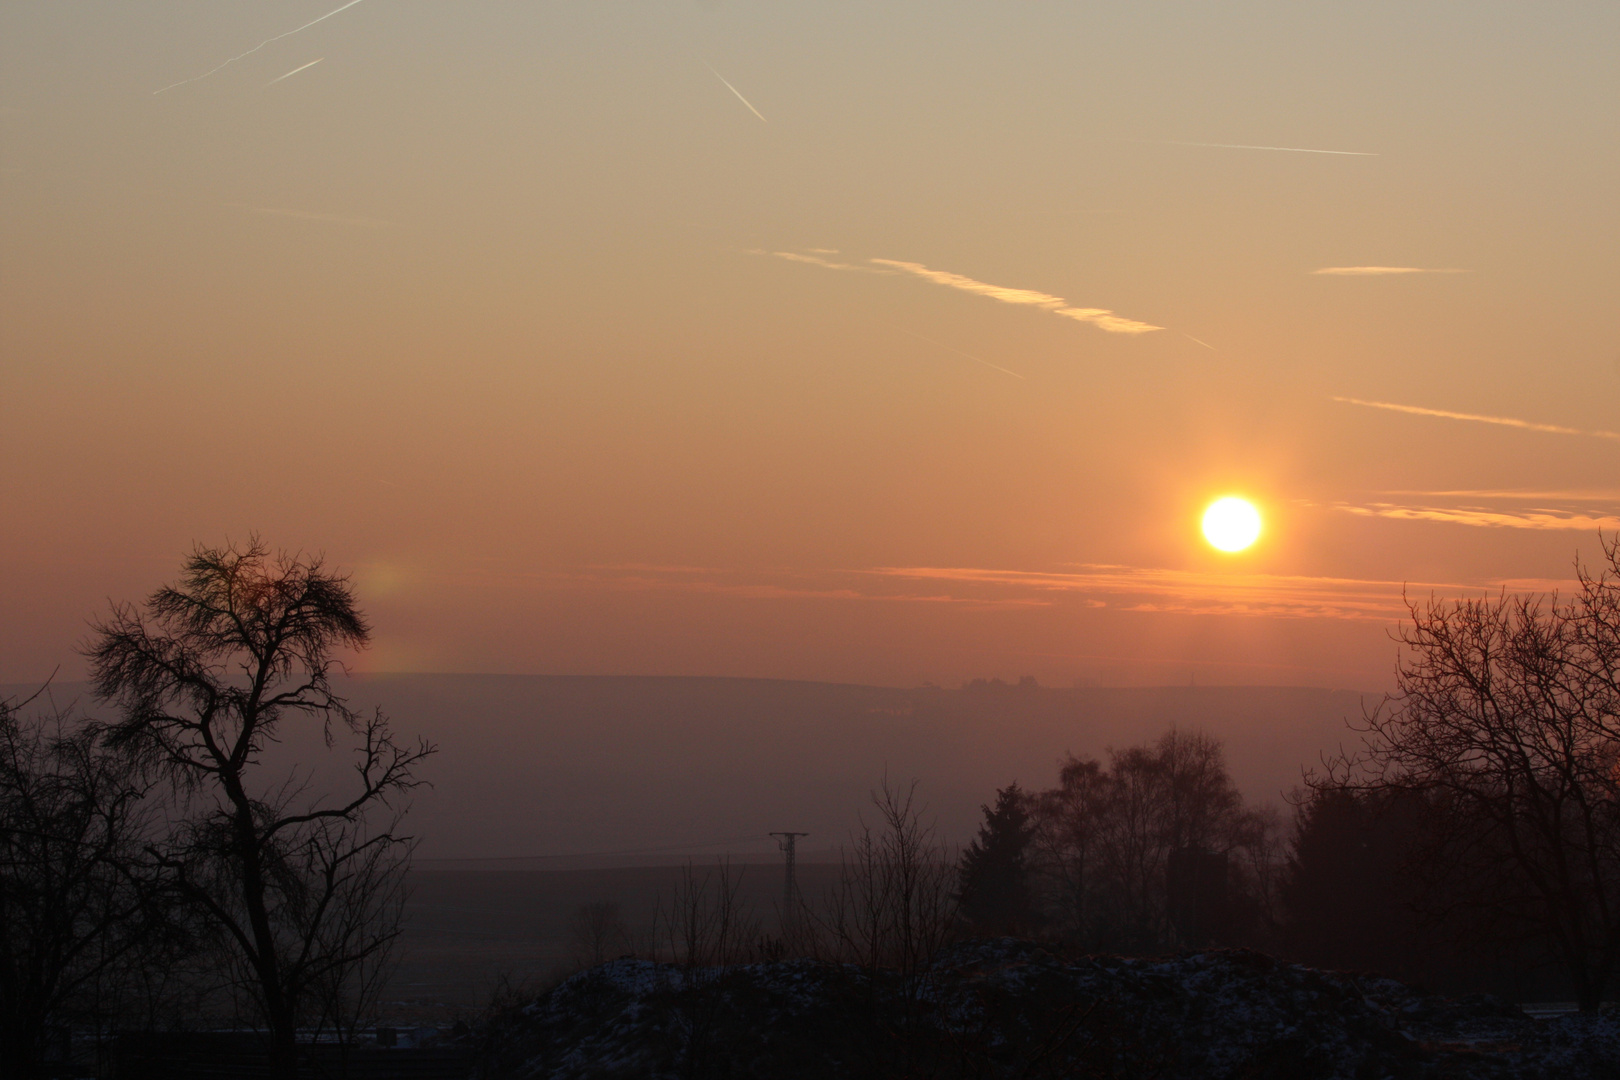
[5,675,1375,863]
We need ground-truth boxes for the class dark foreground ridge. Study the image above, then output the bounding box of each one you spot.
[478,940,1620,1079]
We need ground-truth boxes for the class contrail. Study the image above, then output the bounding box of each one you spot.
[1148,139,1377,156]
[707,65,767,123]
[155,0,368,94]
[896,327,1025,380]
[267,58,324,86]
[1333,396,1620,441]
[1182,334,1216,350]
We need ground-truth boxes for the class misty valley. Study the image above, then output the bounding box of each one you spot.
[6,544,1620,1078]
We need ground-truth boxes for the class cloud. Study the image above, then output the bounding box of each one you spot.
[230,204,396,228]
[869,565,1470,621]
[1333,397,1620,441]
[1313,266,1468,276]
[1375,489,1620,502]
[1334,503,1620,532]
[868,259,1161,334]
[764,249,1161,333]
[873,564,1590,621]
[762,250,890,273]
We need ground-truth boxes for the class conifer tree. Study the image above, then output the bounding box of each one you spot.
[957,783,1036,935]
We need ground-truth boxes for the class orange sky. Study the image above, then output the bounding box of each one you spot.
[3,2,1617,689]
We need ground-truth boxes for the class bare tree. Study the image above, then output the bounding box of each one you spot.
[569,901,629,969]
[656,860,759,968]
[822,779,957,980]
[302,818,413,1049]
[1032,730,1271,952]
[1324,543,1620,1012]
[85,539,435,1076]
[0,693,157,1078]
[1157,729,1245,853]
[1031,756,1107,947]
[1090,742,1173,949]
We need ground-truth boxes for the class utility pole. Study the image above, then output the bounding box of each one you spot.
[770,832,810,934]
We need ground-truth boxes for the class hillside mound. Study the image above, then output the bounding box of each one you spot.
[477,941,1620,1079]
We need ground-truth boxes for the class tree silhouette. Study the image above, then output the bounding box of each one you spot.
[957,783,1036,936]
[0,695,156,1078]
[1283,788,1427,976]
[85,539,434,1076]
[1030,731,1278,952]
[1325,538,1620,1011]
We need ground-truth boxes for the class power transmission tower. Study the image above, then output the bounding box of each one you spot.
[770,832,810,936]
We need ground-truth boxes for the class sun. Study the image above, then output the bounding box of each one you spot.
[1202,497,1262,552]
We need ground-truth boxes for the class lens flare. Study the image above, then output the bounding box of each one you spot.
[1202,497,1261,552]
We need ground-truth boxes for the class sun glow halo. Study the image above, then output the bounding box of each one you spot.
[1202,497,1262,552]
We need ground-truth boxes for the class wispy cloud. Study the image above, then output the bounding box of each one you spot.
[1335,503,1620,532]
[1313,266,1467,276]
[267,58,324,86]
[1376,489,1620,502]
[873,565,1412,620]
[761,250,889,273]
[871,564,1576,621]
[763,249,1160,334]
[229,203,396,228]
[155,0,368,95]
[707,65,766,123]
[1333,397,1620,441]
[869,259,1161,335]
[1146,140,1377,157]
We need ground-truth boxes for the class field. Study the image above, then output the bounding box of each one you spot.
[387,863,849,1023]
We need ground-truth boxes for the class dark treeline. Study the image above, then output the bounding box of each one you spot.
[958,730,1283,956]
[952,734,1572,1003]
[1282,786,1526,995]
[958,539,1620,1011]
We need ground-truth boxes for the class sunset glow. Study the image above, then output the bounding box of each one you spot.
[2,3,1613,695]
[1202,498,1262,553]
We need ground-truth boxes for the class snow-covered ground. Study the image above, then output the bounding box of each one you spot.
[478,941,1620,1079]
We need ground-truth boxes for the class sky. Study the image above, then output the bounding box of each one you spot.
[3,1,1618,691]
